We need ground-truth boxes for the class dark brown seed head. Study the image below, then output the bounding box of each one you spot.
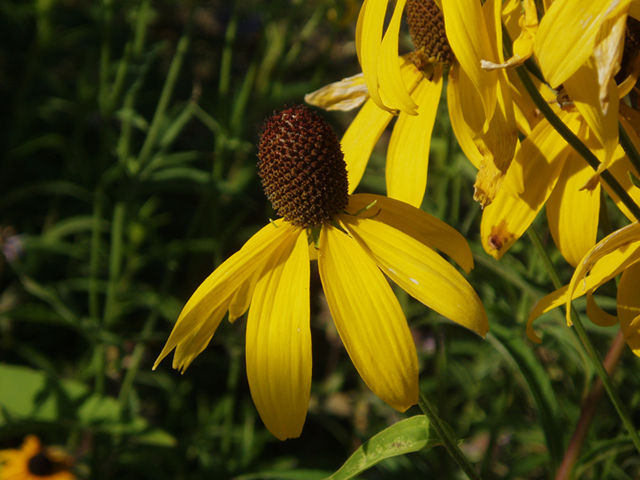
[406,0,454,66]
[28,452,54,476]
[258,106,349,228]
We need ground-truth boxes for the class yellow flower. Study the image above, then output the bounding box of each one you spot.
[306,0,517,208]
[481,106,640,267]
[154,106,488,440]
[481,6,640,267]
[527,222,640,356]
[0,436,75,480]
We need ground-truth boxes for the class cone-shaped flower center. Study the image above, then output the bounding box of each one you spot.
[406,0,454,66]
[258,106,349,228]
[28,452,54,476]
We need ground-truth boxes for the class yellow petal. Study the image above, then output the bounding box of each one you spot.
[546,150,601,267]
[447,64,483,168]
[345,193,475,272]
[563,56,619,170]
[481,113,577,260]
[356,0,395,112]
[154,220,294,372]
[586,292,618,327]
[472,68,518,207]
[318,223,418,412]
[593,10,628,111]
[341,215,488,337]
[386,68,442,207]
[441,0,497,126]
[618,263,640,356]
[499,139,524,197]
[535,0,632,88]
[341,98,394,194]
[566,222,640,324]
[527,285,569,343]
[378,0,418,114]
[246,229,311,440]
[304,73,369,112]
[603,119,640,221]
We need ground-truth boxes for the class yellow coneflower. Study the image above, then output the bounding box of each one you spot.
[306,0,517,208]
[0,436,75,480]
[154,105,488,440]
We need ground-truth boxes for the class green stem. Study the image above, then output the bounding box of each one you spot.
[418,393,482,480]
[527,227,640,455]
[103,202,126,326]
[513,63,640,222]
[618,121,640,175]
[137,23,192,169]
[99,0,113,115]
[89,191,104,322]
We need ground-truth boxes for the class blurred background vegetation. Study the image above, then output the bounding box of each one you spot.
[0,0,639,479]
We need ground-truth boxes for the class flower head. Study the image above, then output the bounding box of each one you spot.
[306,0,517,208]
[0,436,75,480]
[154,106,488,440]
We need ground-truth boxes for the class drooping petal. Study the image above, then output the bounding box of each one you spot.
[602,118,640,221]
[378,0,418,114]
[618,263,640,356]
[566,222,640,324]
[593,10,628,110]
[246,229,311,440]
[341,98,394,194]
[386,68,442,207]
[535,0,632,88]
[563,56,619,170]
[483,0,537,70]
[356,0,395,112]
[586,292,618,327]
[304,73,369,112]
[472,67,518,207]
[447,63,483,169]
[318,224,418,412]
[341,215,488,337]
[154,220,294,372]
[546,150,601,267]
[481,113,578,260]
[344,194,474,272]
[441,0,498,127]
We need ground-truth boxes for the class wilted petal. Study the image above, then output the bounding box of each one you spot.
[341,215,488,337]
[535,0,632,88]
[344,194,475,272]
[318,224,418,412]
[563,56,619,170]
[481,114,577,260]
[304,73,369,111]
[246,229,311,440]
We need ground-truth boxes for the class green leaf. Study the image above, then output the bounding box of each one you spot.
[324,415,443,480]
[488,323,563,473]
[0,364,175,445]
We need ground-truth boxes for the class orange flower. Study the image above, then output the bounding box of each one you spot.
[0,436,75,480]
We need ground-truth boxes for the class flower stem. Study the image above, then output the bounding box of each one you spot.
[527,227,640,455]
[418,392,482,480]
[555,330,626,480]
[513,63,640,222]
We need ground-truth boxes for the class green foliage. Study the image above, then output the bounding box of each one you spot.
[0,1,639,479]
